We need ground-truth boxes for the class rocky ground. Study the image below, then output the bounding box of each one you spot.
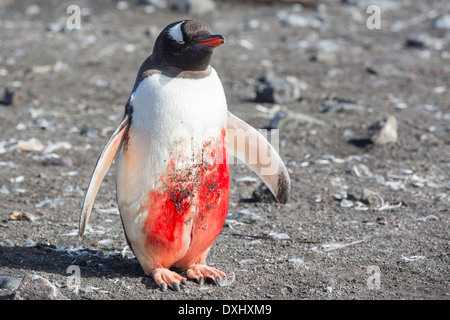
[0,0,449,301]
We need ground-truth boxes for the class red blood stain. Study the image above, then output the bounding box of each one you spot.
[142,128,229,266]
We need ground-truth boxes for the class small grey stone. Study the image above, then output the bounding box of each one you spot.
[255,76,302,104]
[320,102,365,113]
[267,110,289,129]
[289,258,306,266]
[370,115,398,145]
[0,88,14,106]
[13,274,68,300]
[347,187,381,207]
[46,17,68,33]
[25,5,41,16]
[172,0,216,16]
[0,275,22,290]
[248,183,277,203]
[405,37,425,48]
[310,52,337,63]
[229,209,263,224]
[270,233,290,241]
[239,258,257,265]
[280,14,309,28]
[135,0,167,8]
[81,126,102,138]
[284,284,294,293]
[278,112,326,131]
[42,156,73,167]
[433,14,450,30]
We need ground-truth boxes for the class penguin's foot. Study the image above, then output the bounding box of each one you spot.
[151,268,187,291]
[186,264,226,286]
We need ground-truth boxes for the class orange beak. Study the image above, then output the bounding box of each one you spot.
[195,35,226,47]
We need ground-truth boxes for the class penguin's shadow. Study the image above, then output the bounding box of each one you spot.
[0,244,156,285]
[0,245,204,291]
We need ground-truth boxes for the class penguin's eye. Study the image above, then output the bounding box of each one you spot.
[168,21,185,45]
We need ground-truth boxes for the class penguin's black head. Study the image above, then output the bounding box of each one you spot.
[152,20,225,72]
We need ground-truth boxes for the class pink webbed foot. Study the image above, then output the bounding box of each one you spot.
[151,268,187,291]
[186,264,227,286]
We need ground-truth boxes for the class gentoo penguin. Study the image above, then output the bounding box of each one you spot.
[78,19,290,291]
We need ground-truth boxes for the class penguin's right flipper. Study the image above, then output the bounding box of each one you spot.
[78,114,130,238]
[226,111,291,204]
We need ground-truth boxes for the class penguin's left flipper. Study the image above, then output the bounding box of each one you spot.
[78,114,130,238]
[227,111,291,204]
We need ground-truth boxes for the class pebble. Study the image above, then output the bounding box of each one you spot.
[10,175,24,183]
[81,126,102,138]
[36,118,55,131]
[320,102,365,113]
[13,274,68,300]
[280,13,310,28]
[433,14,450,30]
[134,0,167,7]
[9,210,37,222]
[92,238,115,246]
[229,209,263,224]
[46,17,68,33]
[415,215,438,222]
[284,284,293,293]
[28,64,53,75]
[239,259,257,265]
[0,275,22,290]
[310,51,337,63]
[405,37,425,48]
[1,239,14,247]
[25,4,41,16]
[0,88,14,105]
[42,155,73,167]
[288,258,306,266]
[267,110,289,129]
[398,256,425,262]
[369,115,398,145]
[270,232,290,241]
[172,0,216,16]
[116,1,129,10]
[17,138,45,152]
[277,111,326,131]
[351,164,373,178]
[35,198,65,209]
[347,187,381,207]
[234,176,258,184]
[255,76,302,104]
[340,199,354,208]
[247,183,277,203]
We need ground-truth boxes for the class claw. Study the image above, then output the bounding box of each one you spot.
[151,267,185,292]
[172,282,180,291]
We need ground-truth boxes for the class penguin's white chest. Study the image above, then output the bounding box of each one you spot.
[130,69,228,145]
[115,69,229,266]
[118,68,227,192]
